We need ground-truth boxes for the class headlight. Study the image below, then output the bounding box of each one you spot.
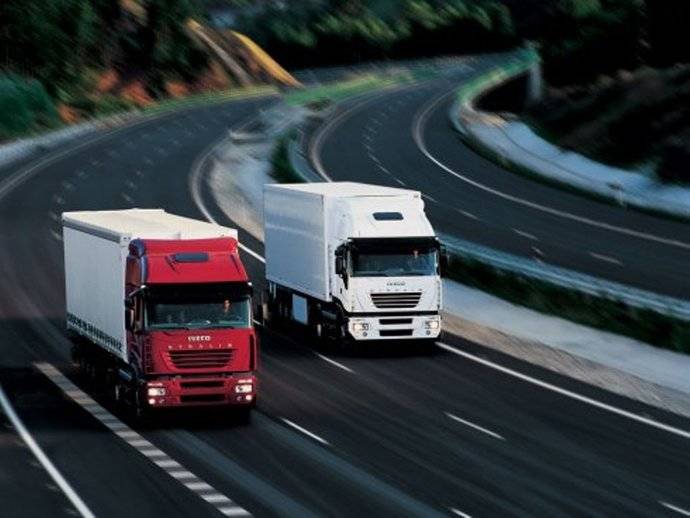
[424,319,440,330]
[235,384,253,394]
[147,387,166,396]
[352,322,370,332]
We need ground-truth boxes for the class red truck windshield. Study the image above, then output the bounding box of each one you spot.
[144,283,251,330]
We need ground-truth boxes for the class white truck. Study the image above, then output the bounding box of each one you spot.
[263,182,443,344]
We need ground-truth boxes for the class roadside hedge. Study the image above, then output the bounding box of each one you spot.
[0,74,58,140]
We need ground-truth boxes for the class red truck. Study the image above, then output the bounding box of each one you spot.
[62,209,258,419]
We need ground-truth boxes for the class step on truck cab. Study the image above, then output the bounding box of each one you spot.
[263,182,443,344]
[62,209,258,417]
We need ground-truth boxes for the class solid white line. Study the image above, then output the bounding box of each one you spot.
[512,228,538,241]
[281,418,330,446]
[422,194,438,204]
[412,90,690,252]
[436,342,690,439]
[450,508,473,518]
[314,353,355,374]
[34,362,252,516]
[445,412,505,441]
[0,385,95,518]
[589,252,623,266]
[661,501,690,516]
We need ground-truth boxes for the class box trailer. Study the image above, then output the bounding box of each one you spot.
[264,182,442,344]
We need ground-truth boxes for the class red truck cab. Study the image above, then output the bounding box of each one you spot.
[124,237,258,413]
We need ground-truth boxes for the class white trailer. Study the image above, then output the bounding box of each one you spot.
[264,182,443,342]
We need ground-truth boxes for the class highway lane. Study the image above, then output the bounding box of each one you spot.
[312,67,690,300]
[0,80,690,517]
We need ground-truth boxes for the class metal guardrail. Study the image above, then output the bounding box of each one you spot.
[441,232,690,320]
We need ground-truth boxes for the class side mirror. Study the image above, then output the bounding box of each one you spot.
[335,256,344,276]
[125,308,135,331]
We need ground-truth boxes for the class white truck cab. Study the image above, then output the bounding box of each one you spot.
[264,182,442,343]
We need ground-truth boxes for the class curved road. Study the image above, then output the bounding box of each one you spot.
[312,66,690,300]
[0,62,689,517]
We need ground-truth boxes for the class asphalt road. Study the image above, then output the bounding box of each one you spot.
[312,64,690,300]
[1,64,690,517]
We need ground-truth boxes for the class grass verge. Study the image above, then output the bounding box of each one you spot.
[445,254,690,354]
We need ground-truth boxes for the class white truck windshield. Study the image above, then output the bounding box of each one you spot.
[350,246,438,277]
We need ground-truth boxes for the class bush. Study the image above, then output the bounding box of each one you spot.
[445,253,690,354]
[0,74,58,140]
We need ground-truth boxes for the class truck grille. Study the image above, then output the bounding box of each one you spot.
[370,292,422,309]
[169,349,234,369]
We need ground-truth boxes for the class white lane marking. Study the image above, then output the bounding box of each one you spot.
[661,502,690,516]
[121,193,134,204]
[422,193,438,204]
[314,353,355,374]
[589,252,623,266]
[450,508,472,518]
[281,418,330,446]
[50,230,63,242]
[0,384,95,518]
[34,362,252,517]
[364,143,372,152]
[393,177,406,186]
[459,210,478,220]
[368,152,380,164]
[436,343,690,439]
[220,507,252,517]
[412,90,690,252]
[189,128,266,265]
[512,228,538,241]
[170,470,196,480]
[445,412,504,441]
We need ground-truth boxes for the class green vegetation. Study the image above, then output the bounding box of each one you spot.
[0,0,209,140]
[0,75,59,140]
[445,254,690,354]
[270,133,305,184]
[238,1,517,68]
[525,65,690,182]
[284,74,401,105]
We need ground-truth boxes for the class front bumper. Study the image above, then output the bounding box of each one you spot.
[346,315,441,341]
[142,374,257,408]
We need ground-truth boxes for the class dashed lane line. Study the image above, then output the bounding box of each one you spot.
[437,342,690,440]
[512,228,538,241]
[314,353,355,374]
[445,412,505,441]
[280,418,330,446]
[412,89,690,253]
[589,251,623,266]
[35,362,251,517]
